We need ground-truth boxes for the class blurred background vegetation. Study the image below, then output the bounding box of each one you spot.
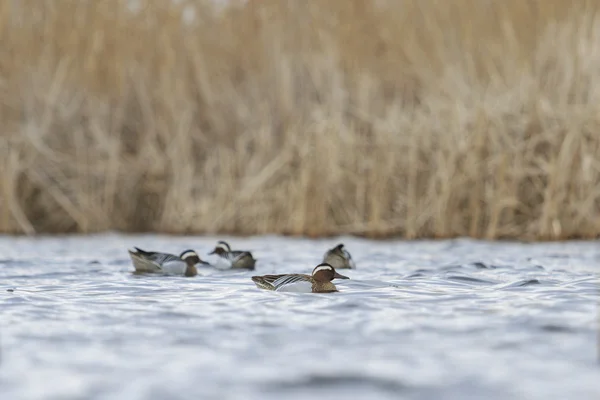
[1,0,600,239]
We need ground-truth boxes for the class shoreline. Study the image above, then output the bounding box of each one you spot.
[0,230,597,243]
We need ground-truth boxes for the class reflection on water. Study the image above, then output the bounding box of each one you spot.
[0,234,598,400]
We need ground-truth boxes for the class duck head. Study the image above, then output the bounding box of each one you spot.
[209,241,231,255]
[311,263,349,282]
[179,250,201,265]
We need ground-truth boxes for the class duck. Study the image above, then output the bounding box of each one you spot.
[128,247,206,277]
[323,243,356,269]
[208,240,256,270]
[251,263,349,293]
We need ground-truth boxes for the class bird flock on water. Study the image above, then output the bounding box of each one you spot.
[128,241,355,293]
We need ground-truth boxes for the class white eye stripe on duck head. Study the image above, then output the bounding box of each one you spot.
[216,241,231,252]
[180,250,198,260]
[312,264,334,275]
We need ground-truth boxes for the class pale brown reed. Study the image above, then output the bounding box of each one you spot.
[1,0,600,239]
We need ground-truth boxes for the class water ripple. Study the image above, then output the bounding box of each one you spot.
[0,234,598,400]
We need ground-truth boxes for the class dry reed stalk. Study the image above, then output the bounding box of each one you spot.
[0,0,600,239]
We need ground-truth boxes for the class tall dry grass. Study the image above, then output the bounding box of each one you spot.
[1,0,600,239]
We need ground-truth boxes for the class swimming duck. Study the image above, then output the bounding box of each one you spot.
[323,243,356,269]
[251,263,349,293]
[208,241,256,270]
[128,247,206,277]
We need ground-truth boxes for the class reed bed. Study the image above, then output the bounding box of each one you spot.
[1,0,600,239]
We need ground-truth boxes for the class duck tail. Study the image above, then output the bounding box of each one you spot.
[128,249,160,273]
[131,247,153,256]
[251,276,276,290]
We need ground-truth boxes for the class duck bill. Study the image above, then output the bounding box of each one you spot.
[208,249,216,255]
[334,271,350,279]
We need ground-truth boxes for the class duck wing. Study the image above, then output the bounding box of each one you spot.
[132,247,180,265]
[250,274,312,292]
[251,274,285,290]
[128,247,181,273]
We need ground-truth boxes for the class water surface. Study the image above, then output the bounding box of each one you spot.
[0,234,598,400]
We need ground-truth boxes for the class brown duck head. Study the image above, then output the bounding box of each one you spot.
[311,263,349,282]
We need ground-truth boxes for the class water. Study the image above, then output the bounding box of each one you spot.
[0,234,598,400]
